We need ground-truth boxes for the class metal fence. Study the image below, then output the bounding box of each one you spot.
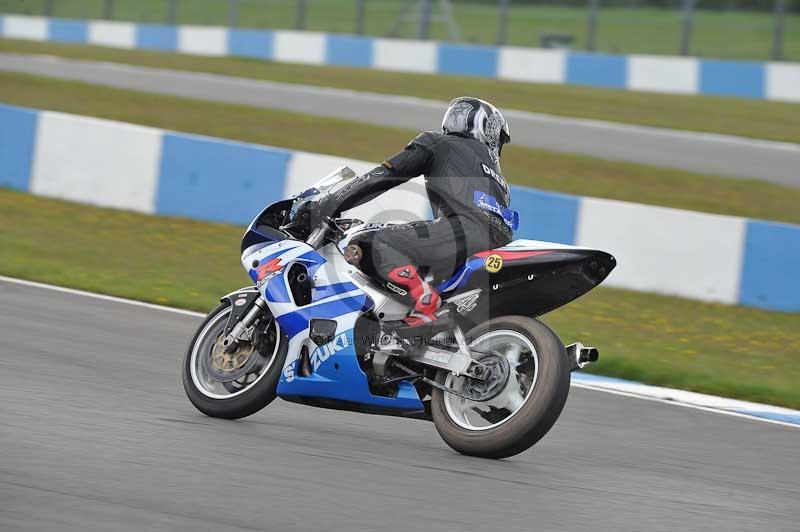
[3,0,797,60]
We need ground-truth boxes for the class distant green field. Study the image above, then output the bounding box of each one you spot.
[1,0,797,60]
[3,39,800,145]
[2,188,798,408]
[3,70,800,225]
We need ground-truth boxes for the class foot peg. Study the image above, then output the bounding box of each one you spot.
[566,342,599,371]
[383,305,455,340]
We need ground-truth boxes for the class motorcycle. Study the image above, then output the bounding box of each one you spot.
[182,167,616,458]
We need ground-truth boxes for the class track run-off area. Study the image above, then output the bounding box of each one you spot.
[1,277,797,532]
[0,52,798,187]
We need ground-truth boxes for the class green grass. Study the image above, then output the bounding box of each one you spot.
[3,39,800,144]
[3,70,800,225]
[2,188,798,408]
[2,0,798,60]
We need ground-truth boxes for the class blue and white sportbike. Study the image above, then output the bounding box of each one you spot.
[182,167,616,458]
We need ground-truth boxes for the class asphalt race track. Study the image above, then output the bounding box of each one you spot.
[1,52,799,187]
[1,278,798,531]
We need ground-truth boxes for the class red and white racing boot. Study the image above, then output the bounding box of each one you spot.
[387,265,442,327]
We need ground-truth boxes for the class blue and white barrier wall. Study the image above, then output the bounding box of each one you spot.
[2,102,799,312]
[1,14,798,103]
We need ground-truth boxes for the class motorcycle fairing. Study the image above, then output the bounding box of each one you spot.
[241,239,423,411]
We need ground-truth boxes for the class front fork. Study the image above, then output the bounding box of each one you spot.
[221,297,268,353]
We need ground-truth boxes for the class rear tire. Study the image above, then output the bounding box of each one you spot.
[182,301,287,419]
[431,316,570,458]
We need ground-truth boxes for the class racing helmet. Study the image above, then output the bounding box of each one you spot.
[441,97,511,165]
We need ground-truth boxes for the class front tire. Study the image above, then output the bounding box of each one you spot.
[182,301,287,419]
[431,316,570,458]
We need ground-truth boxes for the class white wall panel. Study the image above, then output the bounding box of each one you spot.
[88,20,135,48]
[286,152,430,223]
[31,112,162,213]
[178,25,228,56]
[273,30,326,65]
[627,55,699,94]
[373,38,437,74]
[497,47,565,83]
[2,15,47,40]
[765,62,800,102]
[576,197,746,304]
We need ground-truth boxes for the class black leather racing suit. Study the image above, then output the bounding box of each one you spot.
[327,131,514,285]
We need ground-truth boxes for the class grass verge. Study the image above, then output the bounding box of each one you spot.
[1,1,797,60]
[2,39,799,144]
[2,188,798,408]
[3,71,800,225]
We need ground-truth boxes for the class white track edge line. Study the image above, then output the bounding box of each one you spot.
[2,274,797,428]
[0,275,205,318]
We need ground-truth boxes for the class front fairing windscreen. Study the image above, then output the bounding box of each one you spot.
[293,166,358,203]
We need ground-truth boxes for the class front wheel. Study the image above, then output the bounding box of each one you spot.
[182,300,287,419]
[431,316,570,458]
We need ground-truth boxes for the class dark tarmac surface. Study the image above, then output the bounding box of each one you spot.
[1,279,798,531]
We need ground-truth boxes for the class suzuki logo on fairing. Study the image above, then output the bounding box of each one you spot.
[310,332,350,371]
[283,331,351,382]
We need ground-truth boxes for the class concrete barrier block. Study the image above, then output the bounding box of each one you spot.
[31,111,162,213]
[497,47,566,84]
[88,20,136,49]
[178,25,228,56]
[273,30,326,65]
[627,55,699,94]
[373,38,437,74]
[576,197,746,304]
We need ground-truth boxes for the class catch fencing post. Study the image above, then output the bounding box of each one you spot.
[229,0,240,27]
[586,0,600,51]
[103,0,114,20]
[680,0,695,56]
[296,0,307,30]
[167,0,178,25]
[418,0,433,39]
[772,0,787,60]
[497,0,511,45]
[355,0,366,35]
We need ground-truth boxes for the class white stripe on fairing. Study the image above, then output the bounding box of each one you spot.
[268,289,366,317]
[1,274,797,428]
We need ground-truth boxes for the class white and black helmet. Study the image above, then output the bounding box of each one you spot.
[441,97,511,165]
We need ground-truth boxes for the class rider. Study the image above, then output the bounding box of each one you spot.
[313,97,515,327]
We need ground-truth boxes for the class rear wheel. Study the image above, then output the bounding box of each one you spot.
[431,316,570,458]
[182,301,287,419]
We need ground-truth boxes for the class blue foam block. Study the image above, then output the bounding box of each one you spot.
[566,52,627,89]
[700,59,765,99]
[0,104,39,192]
[739,220,800,312]
[437,43,498,77]
[228,29,273,59]
[136,24,178,51]
[48,19,88,43]
[156,133,291,224]
[326,34,373,67]
[511,186,580,245]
